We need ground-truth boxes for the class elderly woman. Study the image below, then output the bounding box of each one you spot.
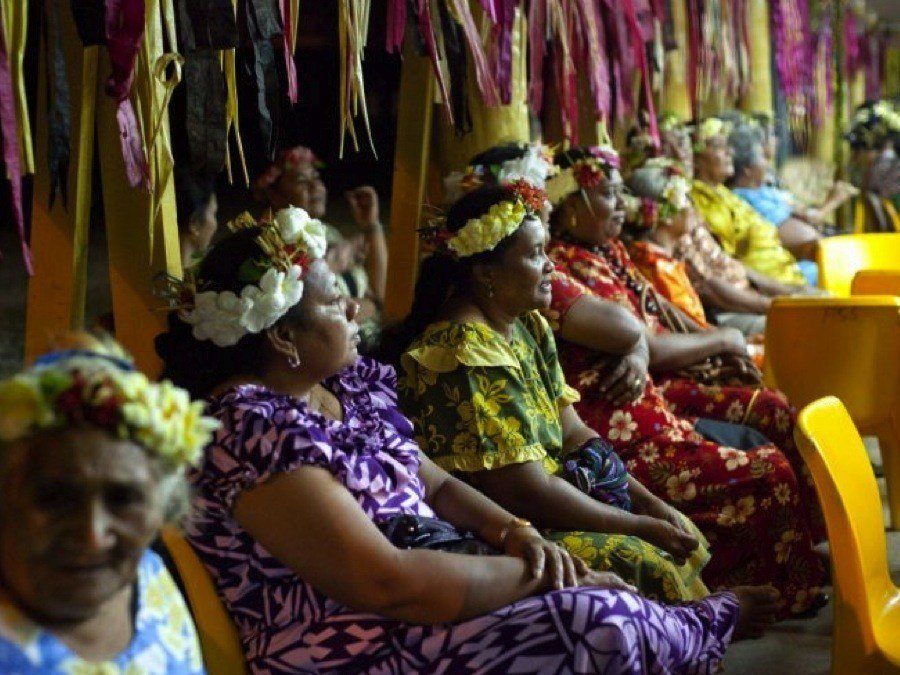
[689,118,811,288]
[156,206,774,672]
[624,160,710,328]
[727,125,847,287]
[846,100,900,232]
[0,334,213,673]
[544,146,826,617]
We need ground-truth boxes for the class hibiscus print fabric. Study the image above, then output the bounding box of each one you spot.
[547,238,826,617]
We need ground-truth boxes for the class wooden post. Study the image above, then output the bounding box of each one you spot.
[738,0,774,117]
[24,10,99,362]
[383,51,434,322]
[96,0,182,376]
[661,0,692,121]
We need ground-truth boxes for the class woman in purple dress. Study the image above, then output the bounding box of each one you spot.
[156,207,777,673]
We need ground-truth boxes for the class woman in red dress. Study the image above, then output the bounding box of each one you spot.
[543,146,826,617]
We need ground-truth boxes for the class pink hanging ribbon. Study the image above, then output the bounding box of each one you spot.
[686,0,700,117]
[574,0,610,120]
[495,0,517,105]
[527,0,546,114]
[386,0,407,52]
[414,0,453,124]
[0,17,31,273]
[105,0,149,189]
[622,0,659,145]
[279,0,298,103]
[450,0,499,107]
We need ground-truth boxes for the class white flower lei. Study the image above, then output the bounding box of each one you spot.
[181,207,328,347]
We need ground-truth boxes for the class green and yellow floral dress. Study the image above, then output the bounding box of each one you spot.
[400,310,710,603]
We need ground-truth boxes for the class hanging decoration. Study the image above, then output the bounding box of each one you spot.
[338,0,376,157]
[0,7,31,273]
[771,0,814,130]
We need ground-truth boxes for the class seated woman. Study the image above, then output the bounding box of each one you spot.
[727,124,852,287]
[846,100,900,233]
[689,118,812,289]
[397,185,716,604]
[0,334,213,673]
[545,146,826,617]
[156,206,773,673]
[624,160,710,329]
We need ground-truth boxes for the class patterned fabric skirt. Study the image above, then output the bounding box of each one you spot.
[656,377,826,543]
[571,385,826,619]
[324,589,739,674]
[546,513,710,604]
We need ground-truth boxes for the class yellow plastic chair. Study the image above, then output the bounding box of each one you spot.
[795,397,900,674]
[817,233,900,297]
[764,296,900,526]
[852,269,900,297]
[160,525,248,675]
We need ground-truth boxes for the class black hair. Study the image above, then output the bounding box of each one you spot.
[553,146,596,170]
[174,167,216,233]
[468,143,529,170]
[377,185,522,366]
[154,228,307,398]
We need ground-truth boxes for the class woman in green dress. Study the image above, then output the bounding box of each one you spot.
[393,183,721,604]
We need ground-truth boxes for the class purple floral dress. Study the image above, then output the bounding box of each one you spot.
[187,358,741,674]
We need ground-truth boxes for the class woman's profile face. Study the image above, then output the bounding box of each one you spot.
[289,259,360,379]
[695,135,734,183]
[569,171,626,244]
[487,217,555,314]
[0,427,164,623]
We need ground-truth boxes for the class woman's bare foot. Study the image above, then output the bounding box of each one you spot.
[732,585,780,640]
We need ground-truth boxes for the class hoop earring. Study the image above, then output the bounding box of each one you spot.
[287,351,302,370]
[486,281,495,298]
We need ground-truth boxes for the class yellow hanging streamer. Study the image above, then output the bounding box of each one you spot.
[338,0,376,158]
[223,0,248,185]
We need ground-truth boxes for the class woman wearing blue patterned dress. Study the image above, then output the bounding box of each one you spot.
[0,334,213,674]
[156,207,778,673]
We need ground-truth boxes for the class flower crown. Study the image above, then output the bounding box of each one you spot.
[443,143,558,204]
[0,347,218,468]
[167,207,328,348]
[546,145,621,205]
[693,118,733,152]
[425,180,546,258]
[847,101,900,150]
[632,159,692,229]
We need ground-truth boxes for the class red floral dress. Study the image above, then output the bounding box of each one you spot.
[547,238,826,617]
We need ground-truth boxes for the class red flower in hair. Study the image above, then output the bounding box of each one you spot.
[573,162,606,189]
[640,198,659,228]
[505,179,548,214]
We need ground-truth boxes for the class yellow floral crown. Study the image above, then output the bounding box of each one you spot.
[0,338,218,469]
[693,118,733,152]
[432,180,545,258]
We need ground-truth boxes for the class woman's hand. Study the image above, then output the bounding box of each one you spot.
[712,327,749,357]
[346,186,381,229]
[597,352,649,407]
[636,493,692,536]
[504,527,579,590]
[575,564,638,593]
[635,515,700,566]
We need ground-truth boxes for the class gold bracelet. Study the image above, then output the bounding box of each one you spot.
[498,517,532,550]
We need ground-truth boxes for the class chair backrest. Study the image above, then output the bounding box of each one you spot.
[795,397,894,649]
[852,269,900,297]
[764,297,900,428]
[817,233,900,297]
[160,525,248,675]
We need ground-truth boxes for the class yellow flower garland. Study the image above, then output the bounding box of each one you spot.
[447,199,529,258]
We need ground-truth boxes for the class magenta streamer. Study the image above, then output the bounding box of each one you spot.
[495,0,517,105]
[575,0,610,120]
[622,0,659,145]
[0,22,31,273]
[451,0,499,107]
[527,0,546,114]
[477,0,498,23]
[386,0,407,52]
[105,0,149,189]
[280,0,298,104]
[414,0,453,124]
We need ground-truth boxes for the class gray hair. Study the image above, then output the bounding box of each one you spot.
[626,166,670,201]
[728,124,766,179]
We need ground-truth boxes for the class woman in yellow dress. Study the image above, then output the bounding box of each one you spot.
[395,182,735,605]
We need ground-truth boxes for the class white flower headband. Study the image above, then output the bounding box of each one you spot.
[443,143,558,204]
[546,145,621,205]
[171,207,328,348]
